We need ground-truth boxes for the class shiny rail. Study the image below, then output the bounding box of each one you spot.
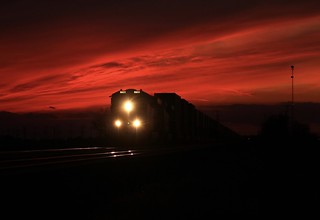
[0,147,139,170]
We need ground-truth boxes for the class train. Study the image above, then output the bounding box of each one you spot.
[109,89,239,146]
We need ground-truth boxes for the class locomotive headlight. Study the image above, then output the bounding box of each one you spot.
[133,119,141,128]
[123,100,133,113]
[114,119,122,127]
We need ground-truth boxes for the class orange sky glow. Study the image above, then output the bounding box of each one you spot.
[1,0,320,112]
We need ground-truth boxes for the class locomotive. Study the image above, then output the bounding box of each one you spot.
[109,89,239,146]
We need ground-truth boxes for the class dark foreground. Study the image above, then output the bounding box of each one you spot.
[1,141,319,219]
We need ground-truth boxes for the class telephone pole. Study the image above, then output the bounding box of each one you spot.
[289,65,295,137]
[290,65,294,118]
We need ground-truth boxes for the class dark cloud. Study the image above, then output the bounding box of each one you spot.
[94,62,126,69]
[9,74,67,92]
[0,94,37,103]
[2,0,320,38]
[54,85,110,96]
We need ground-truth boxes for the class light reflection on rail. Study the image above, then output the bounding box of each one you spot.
[0,147,139,170]
[0,145,201,171]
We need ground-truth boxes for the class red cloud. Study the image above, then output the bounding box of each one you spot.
[1,1,320,112]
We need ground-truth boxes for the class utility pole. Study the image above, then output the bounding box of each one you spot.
[290,65,294,119]
[289,65,294,137]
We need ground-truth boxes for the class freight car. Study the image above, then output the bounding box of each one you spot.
[109,89,239,146]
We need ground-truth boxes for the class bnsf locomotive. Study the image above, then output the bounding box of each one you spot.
[109,89,238,146]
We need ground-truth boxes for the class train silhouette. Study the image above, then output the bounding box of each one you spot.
[109,89,239,146]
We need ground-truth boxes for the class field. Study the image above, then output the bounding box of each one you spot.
[0,140,318,219]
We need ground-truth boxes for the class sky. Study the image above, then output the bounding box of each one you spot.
[1,0,320,113]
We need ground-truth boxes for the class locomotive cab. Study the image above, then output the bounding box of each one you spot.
[110,89,154,144]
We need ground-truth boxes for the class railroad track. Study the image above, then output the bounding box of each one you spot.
[0,144,208,172]
[0,147,141,170]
